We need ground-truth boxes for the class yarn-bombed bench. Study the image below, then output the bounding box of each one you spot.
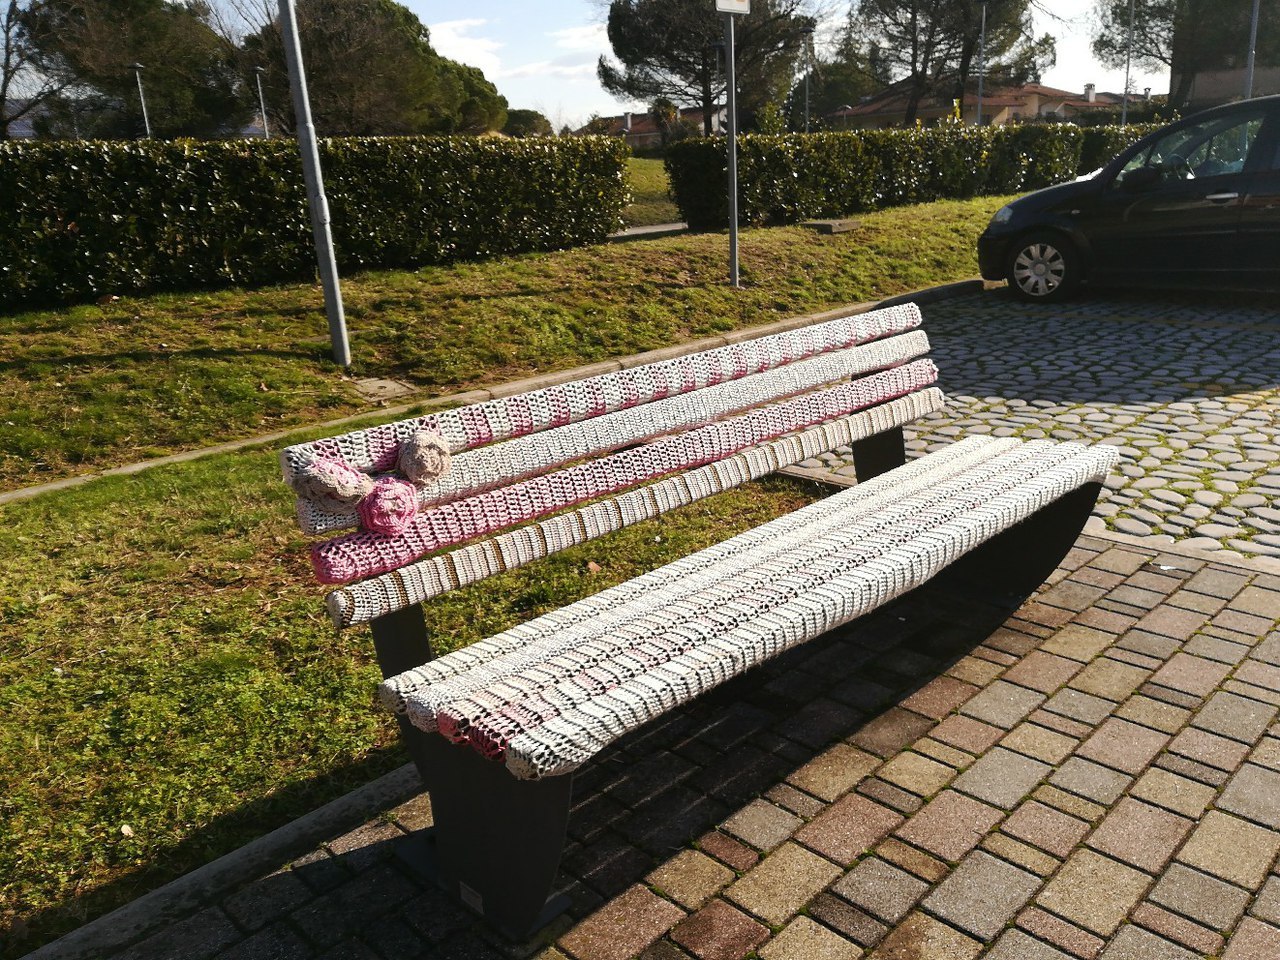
[280,302,1118,939]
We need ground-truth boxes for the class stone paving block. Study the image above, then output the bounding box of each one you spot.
[930,715,1002,754]
[866,911,981,960]
[1094,549,1148,577]
[874,837,947,884]
[765,783,826,818]
[1222,917,1280,960]
[953,747,1051,810]
[1076,719,1170,775]
[1003,800,1090,857]
[1017,905,1107,959]
[875,752,954,798]
[1252,876,1280,926]
[1085,798,1193,873]
[1130,903,1224,957]
[985,929,1074,960]
[1185,568,1250,599]
[725,842,842,925]
[112,907,241,960]
[1154,752,1229,788]
[794,793,903,866]
[1050,758,1132,804]
[721,801,803,852]
[1002,651,1083,694]
[1036,850,1151,937]
[648,851,735,910]
[808,892,887,947]
[1225,679,1280,708]
[1237,660,1280,694]
[1235,586,1280,620]
[850,709,935,758]
[759,917,861,960]
[289,865,419,949]
[895,789,1004,862]
[912,737,970,769]
[1149,653,1231,697]
[786,744,879,802]
[959,681,1046,729]
[1128,768,1216,818]
[1184,634,1251,664]
[1251,736,1280,771]
[833,857,928,924]
[1215,609,1276,637]
[900,676,979,720]
[1134,607,1210,642]
[1114,696,1191,734]
[1001,722,1078,764]
[947,655,1004,687]
[923,850,1040,940]
[560,885,687,960]
[857,778,922,816]
[697,832,759,872]
[1034,783,1108,822]
[1044,688,1116,725]
[213,924,312,960]
[1071,659,1152,702]
[1097,924,1199,960]
[1030,708,1094,740]
[637,944,689,960]
[1218,763,1280,828]
[1040,579,1110,613]
[1117,630,1181,660]
[1168,727,1250,771]
[669,898,768,960]
[222,871,314,934]
[1176,811,1280,890]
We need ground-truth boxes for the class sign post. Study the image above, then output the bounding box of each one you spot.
[716,0,747,288]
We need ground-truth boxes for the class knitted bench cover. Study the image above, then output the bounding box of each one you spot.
[296,331,932,536]
[280,303,923,492]
[327,388,946,628]
[382,437,1119,779]
[311,359,940,583]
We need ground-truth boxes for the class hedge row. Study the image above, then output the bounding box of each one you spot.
[0,136,630,305]
[665,123,1160,230]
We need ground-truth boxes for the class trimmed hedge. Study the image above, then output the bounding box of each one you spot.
[666,123,1162,230]
[0,136,630,305]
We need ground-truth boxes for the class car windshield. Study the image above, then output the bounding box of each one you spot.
[1119,111,1266,183]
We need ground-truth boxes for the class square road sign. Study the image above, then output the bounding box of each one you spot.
[716,0,750,13]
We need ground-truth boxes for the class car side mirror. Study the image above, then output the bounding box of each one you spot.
[1120,167,1161,192]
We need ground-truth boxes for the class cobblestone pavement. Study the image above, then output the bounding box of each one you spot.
[74,536,1280,960]
[801,290,1280,559]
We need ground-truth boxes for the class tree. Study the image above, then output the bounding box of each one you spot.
[598,0,822,135]
[503,108,553,137]
[2,0,69,138]
[787,8,890,130]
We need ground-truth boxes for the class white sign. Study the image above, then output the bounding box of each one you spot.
[716,0,749,13]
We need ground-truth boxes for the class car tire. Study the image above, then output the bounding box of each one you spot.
[1005,233,1081,302]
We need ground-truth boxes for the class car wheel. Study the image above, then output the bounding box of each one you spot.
[1006,234,1081,302]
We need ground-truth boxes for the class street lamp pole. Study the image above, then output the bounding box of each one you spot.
[1121,0,1136,124]
[1245,0,1262,98]
[132,62,151,138]
[976,3,987,127]
[802,23,814,133]
[254,66,270,138]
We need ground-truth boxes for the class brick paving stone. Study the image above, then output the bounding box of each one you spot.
[1106,649,1162,672]
[765,783,826,818]
[1235,586,1280,620]
[669,899,768,960]
[697,832,759,872]
[930,715,1002,754]
[1097,925,1199,960]
[786,744,880,802]
[1085,798,1193,873]
[1045,689,1116,725]
[1107,585,1166,611]
[721,801,803,852]
[1184,634,1251,664]
[1135,607,1210,642]
[961,681,1047,729]
[923,850,1040,939]
[1253,876,1280,925]
[758,916,861,960]
[1034,784,1108,822]
[222,871,314,933]
[1071,659,1152,703]
[1036,850,1151,937]
[289,865,419,949]
[953,747,1051,810]
[1031,709,1095,740]
[1149,653,1231,697]
[1235,660,1280,692]
[213,924,312,960]
[1186,568,1250,599]
[874,837,948,884]
[832,857,929,924]
[1003,652,1084,694]
[986,929,1074,960]
[637,944,689,960]
[1251,736,1280,771]
[1218,763,1280,828]
[1003,800,1090,857]
[1130,903,1224,957]
[875,752,954,798]
[648,852,735,910]
[1139,681,1202,710]
[113,907,241,960]
[1050,758,1132,805]
[1192,696,1274,747]
[1017,906,1107,959]
[857,778,922,815]
[1094,549,1148,577]
[1225,679,1280,707]
[1042,624,1123,663]
[1168,727,1251,771]
[895,789,1004,861]
[808,893,887,948]
[851,709,935,758]
[795,793,903,866]
[1215,609,1276,636]
[1041,580,1110,613]
[900,676,979,720]
[1169,590,1231,616]
[1223,918,1280,960]
[1176,811,1280,890]
[1002,722,1079,764]
[1155,751,1230,787]
[560,885,686,960]
[725,842,842,925]
[1114,696,1191,734]
[865,911,981,960]
[948,655,1004,687]
[1128,768,1216,818]
[912,737,970,769]
[1077,719,1170,775]
[1118,630,1181,660]
[982,832,1060,877]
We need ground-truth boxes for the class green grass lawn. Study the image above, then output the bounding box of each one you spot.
[622,156,682,227]
[0,195,1006,954]
[0,195,1007,494]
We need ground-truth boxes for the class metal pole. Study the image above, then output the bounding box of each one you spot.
[132,63,151,138]
[725,13,740,288]
[1121,0,1136,124]
[1245,0,1262,98]
[976,3,986,126]
[255,67,271,138]
[803,24,814,133]
[278,0,351,367]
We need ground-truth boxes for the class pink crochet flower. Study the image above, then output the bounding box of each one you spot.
[357,477,420,536]
[290,456,374,512]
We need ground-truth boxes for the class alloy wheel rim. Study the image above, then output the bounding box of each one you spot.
[1012,243,1066,297]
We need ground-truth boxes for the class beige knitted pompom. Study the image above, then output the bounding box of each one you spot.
[398,430,452,485]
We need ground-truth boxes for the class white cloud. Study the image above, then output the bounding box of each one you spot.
[430,19,504,77]
[504,59,599,81]
[549,23,609,53]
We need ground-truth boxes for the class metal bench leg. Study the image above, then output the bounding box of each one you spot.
[849,425,906,481]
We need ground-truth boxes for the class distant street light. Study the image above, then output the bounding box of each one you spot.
[976,2,987,127]
[802,23,815,133]
[1245,0,1262,98]
[132,62,152,138]
[254,66,270,138]
[1121,0,1136,124]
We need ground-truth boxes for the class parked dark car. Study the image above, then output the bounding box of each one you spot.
[978,96,1280,301]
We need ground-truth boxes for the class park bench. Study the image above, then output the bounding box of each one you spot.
[279,301,1118,938]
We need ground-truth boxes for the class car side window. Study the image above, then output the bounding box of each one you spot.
[1118,112,1267,187]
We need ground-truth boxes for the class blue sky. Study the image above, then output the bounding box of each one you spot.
[406,0,1171,130]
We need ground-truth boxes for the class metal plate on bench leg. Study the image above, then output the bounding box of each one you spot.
[849,425,906,482]
[396,731,573,940]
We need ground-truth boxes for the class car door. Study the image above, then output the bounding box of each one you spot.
[1085,106,1269,281]
[1235,104,1280,279]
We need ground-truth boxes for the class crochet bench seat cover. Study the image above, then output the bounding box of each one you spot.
[381,436,1119,780]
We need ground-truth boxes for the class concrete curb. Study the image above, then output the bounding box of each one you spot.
[21,765,422,960]
[0,280,984,508]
